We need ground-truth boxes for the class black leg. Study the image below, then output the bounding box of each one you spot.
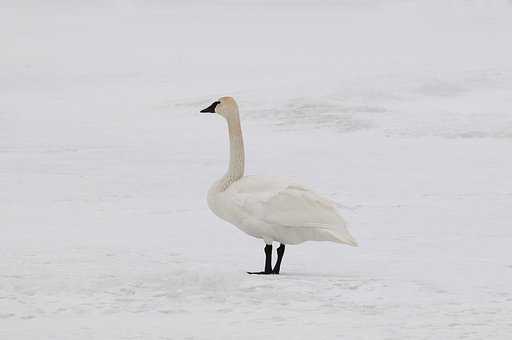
[272,244,285,274]
[247,244,273,275]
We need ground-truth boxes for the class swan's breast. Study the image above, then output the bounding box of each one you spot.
[207,182,237,223]
[207,184,223,218]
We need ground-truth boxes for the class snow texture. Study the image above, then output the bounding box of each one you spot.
[1,0,512,339]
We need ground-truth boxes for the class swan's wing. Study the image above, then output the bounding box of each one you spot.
[229,177,357,246]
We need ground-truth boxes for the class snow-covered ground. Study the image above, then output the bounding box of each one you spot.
[2,1,512,339]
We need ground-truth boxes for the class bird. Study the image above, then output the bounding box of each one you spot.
[200,96,357,275]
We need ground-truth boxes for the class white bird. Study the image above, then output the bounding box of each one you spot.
[201,97,357,274]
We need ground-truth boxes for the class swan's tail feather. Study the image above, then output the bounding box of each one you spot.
[328,229,358,247]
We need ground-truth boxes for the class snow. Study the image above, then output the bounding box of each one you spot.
[1,0,512,339]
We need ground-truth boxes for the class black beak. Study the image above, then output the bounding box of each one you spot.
[200,101,220,113]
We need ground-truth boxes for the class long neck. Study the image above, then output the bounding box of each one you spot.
[217,113,245,190]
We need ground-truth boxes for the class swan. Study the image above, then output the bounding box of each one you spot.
[201,97,357,275]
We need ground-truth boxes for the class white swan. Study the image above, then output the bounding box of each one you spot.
[201,97,357,275]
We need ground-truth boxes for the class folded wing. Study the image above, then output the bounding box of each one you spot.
[228,177,358,246]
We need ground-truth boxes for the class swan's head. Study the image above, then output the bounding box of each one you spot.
[200,96,239,119]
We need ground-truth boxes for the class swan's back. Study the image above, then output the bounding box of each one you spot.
[224,176,358,246]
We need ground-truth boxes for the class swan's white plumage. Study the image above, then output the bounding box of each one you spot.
[208,176,357,246]
[205,96,357,247]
